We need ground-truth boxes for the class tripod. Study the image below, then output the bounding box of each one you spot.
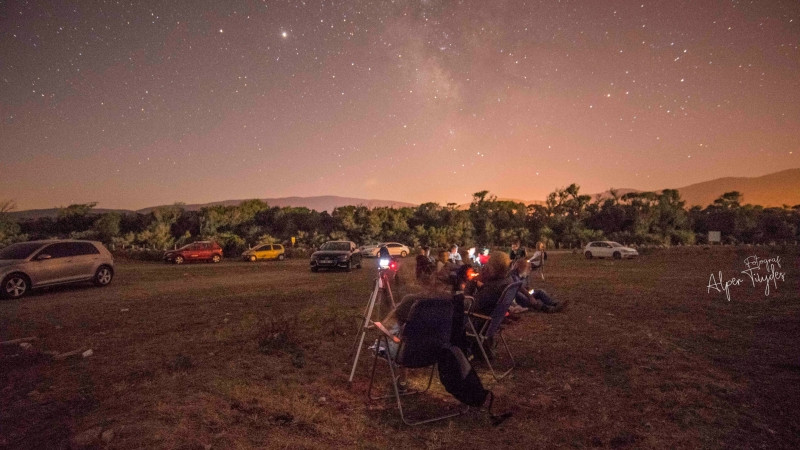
[348,267,397,383]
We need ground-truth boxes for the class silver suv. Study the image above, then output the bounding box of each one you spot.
[0,240,114,299]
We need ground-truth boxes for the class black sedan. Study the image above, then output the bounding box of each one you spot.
[310,241,363,272]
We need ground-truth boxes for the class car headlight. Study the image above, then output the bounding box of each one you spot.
[337,255,349,261]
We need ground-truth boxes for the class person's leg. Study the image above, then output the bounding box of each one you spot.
[515,290,544,310]
[532,289,557,307]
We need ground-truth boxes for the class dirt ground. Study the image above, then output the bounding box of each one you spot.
[1,245,798,449]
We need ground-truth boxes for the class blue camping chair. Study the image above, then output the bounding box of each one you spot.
[464,280,523,381]
[367,296,469,425]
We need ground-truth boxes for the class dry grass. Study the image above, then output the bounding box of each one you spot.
[1,246,799,449]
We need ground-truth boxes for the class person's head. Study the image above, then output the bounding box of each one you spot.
[513,258,531,277]
[483,251,511,281]
[418,246,428,255]
[511,240,520,250]
[536,241,545,251]
[450,244,458,254]
[482,248,489,255]
[438,250,449,263]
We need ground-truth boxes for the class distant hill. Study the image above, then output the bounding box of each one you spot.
[672,168,800,208]
[7,196,417,220]
[587,169,800,208]
[589,188,643,203]
[137,196,416,215]
[7,169,799,220]
[6,208,135,221]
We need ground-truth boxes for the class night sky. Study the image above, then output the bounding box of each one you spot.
[2,0,798,211]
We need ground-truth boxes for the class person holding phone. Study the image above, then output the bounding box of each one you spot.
[508,259,566,313]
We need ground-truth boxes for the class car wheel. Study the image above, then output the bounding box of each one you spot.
[249,255,257,262]
[278,254,285,261]
[584,252,593,259]
[400,250,407,257]
[2,273,29,299]
[356,258,362,269]
[212,254,222,263]
[174,255,185,264]
[346,260,352,272]
[94,265,114,286]
[613,251,621,260]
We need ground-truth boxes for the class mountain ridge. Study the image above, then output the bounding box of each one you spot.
[6,169,799,220]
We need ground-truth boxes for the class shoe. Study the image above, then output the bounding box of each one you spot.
[553,298,569,312]
[508,304,528,314]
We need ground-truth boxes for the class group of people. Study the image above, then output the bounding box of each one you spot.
[414,241,567,315]
[375,240,567,413]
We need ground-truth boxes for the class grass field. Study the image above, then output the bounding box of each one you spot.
[2,246,799,449]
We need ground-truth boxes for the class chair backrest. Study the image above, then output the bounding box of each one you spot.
[485,281,523,338]
[398,296,454,368]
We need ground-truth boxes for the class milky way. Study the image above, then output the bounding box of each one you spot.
[1,0,798,210]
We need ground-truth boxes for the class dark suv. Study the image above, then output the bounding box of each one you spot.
[310,241,362,272]
[0,240,114,299]
[163,241,223,264]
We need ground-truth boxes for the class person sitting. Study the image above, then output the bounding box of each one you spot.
[466,251,512,316]
[448,244,463,265]
[415,246,435,282]
[509,240,527,261]
[477,248,490,267]
[508,259,566,313]
[528,241,547,270]
[435,250,459,288]
[377,292,470,361]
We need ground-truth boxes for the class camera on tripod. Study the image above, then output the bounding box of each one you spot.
[379,257,398,271]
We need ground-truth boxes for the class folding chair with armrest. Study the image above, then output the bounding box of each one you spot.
[464,280,523,381]
[367,296,469,425]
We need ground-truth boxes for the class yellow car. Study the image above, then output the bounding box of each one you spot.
[242,244,286,262]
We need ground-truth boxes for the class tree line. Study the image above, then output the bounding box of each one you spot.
[1,186,798,256]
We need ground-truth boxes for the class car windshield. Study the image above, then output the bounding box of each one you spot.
[0,242,43,260]
[320,242,350,251]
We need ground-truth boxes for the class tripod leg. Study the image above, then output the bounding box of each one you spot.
[383,273,397,310]
[348,278,382,383]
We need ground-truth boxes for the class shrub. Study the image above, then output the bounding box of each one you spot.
[112,248,164,262]
[285,247,310,259]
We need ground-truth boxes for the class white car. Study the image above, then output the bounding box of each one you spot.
[359,243,381,257]
[363,242,411,258]
[584,241,638,259]
[1,240,114,299]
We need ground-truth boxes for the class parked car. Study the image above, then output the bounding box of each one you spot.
[361,242,411,258]
[310,241,362,272]
[242,244,285,261]
[583,241,639,259]
[359,243,381,258]
[0,240,114,299]
[163,241,223,264]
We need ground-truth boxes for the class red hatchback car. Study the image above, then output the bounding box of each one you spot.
[163,241,223,264]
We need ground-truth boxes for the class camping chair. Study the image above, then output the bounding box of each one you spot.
[464,281,523,381]
[529,251,546,281]
[367,297,469,425]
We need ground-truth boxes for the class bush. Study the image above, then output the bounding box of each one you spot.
[285,246,310,259]
[113,248,164,262]
[212,232,246,258]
